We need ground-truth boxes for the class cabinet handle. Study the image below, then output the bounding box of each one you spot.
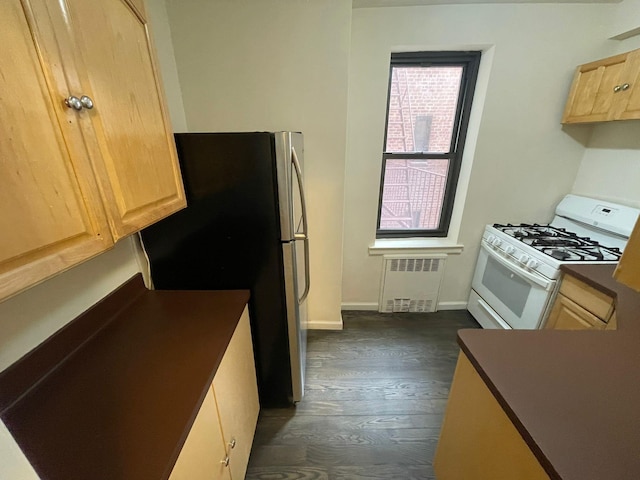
[228,438,236,449]
[621,83,630,91]
[613,85,622,93]
[220,456,230,467]
[64,95,83,111]
[80,95,94,109]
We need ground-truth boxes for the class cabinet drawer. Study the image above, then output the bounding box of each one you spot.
[546,294,607,330]
[559,274,614,321]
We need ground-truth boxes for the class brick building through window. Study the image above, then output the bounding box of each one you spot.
[377,51,481,238]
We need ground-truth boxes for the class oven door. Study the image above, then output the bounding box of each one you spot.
[470,242,556,329]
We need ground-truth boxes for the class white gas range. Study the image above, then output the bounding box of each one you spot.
[468,195,640,330]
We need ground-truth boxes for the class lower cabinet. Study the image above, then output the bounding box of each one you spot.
[434,353,550,480]
[545,294,607,330]
[212,307,261,480]
[169,387,231,480]
[170,307,260,480]
[544,274,615,330]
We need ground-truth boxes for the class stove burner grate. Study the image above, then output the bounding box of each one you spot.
[492,223,622,262]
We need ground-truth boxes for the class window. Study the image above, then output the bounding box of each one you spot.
[376,51,481,238]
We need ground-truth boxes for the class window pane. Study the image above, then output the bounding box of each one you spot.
[379,158,449,230]
[385,66,463,154]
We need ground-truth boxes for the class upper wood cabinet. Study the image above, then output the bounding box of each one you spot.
[562,48,640,124]
[0,0,113,300]
[0,0,185,301]
[30,0,186,240]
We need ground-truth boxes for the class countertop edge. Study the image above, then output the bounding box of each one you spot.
[457,264,640,480]
[0,274,251,480]
[457,334,561,480]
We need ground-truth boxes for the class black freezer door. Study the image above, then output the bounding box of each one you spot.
[140,132,294,407]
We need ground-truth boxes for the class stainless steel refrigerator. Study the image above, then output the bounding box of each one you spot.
[140,132,309,407]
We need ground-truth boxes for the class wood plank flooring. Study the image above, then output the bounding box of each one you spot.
[245,309,479,480]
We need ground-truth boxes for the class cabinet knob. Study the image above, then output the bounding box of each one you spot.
[228,438,236,449]
[220,456,230,467]
[80,95,94,109]
[64,95,83,111]
[621,83,630,91]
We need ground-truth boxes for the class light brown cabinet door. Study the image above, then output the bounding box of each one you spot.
[169,387,232,480]
[544,294,606,330]
[0,0,112,300]
[213,308,260,480]
[558,274,614,320]
[614,49,640,121]
[561,52,627,124]
[60,0,186,240]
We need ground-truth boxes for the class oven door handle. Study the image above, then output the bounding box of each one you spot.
[481,243,553,291]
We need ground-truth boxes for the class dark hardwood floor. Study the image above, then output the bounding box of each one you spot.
[245,309,479,480]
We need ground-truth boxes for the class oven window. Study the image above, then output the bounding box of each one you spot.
[482,256,531,317]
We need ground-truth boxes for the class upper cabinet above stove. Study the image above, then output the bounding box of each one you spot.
[562,48,640,124]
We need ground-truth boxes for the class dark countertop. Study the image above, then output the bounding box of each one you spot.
[0,274,250,480]
[458,264,640,480]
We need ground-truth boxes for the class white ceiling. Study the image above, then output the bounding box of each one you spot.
[353,0,621,7]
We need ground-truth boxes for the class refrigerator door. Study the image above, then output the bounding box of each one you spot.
[282,240,307,402]
[140,132,295,407]
[290,139,310,303]
[275,132,309,403]
[275,132,303,242]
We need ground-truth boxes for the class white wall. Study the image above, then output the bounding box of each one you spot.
[572,122,640,208]
[147,0,188,132]
[0,240,142,372]
[166,0,352,328]
[0,0,185,476]
[342,3,614,308]
[571,0,640,208]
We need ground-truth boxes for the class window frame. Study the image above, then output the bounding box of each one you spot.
[376,51,481,238]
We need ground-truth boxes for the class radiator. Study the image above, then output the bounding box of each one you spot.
[378,255,447,313]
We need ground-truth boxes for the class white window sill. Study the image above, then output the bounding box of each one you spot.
[368,238,464,256]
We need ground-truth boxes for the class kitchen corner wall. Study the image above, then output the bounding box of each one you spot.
[571,0,640,209]
[342,3,615,309]
[165,0,352,329]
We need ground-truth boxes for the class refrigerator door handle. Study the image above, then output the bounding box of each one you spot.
[291,146,310,304]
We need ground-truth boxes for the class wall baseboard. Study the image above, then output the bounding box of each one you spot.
[437,301,468,311]
[341,302,379,311]
[308,316,344,330]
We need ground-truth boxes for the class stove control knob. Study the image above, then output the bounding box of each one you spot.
[526,259,539,269]
[505,246,516,255]
[520,254,530,264]
[492,238,502,247]
[487,235,495,245]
